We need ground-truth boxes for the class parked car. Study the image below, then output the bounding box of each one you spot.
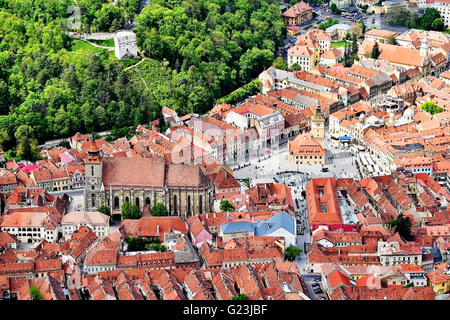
[314,287,323,294]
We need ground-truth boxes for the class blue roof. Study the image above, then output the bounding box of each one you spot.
[221,221,254,234]
[254,211,295,236]
[431,247,442,262]
[339,136,351,141]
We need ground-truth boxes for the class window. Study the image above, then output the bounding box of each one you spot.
[114,196,120,210]
[187,195,191,215]
[173,195,177,215]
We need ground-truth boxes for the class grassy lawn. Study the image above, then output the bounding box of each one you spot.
[70,39,105,54]
[90,38,115,47]
[330,41,347,48]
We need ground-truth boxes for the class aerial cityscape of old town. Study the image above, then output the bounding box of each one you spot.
[0,0,449,302]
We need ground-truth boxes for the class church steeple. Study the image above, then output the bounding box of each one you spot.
[311,104,325,122]
[84,136,103,211]
[85,136,101,163]
[420,37,429,57]
[86,138,100,156]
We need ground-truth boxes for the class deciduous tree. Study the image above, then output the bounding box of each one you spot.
[151,202,168,216]
[220,200,235,212]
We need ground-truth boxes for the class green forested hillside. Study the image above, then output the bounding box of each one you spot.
[0,0,285,160]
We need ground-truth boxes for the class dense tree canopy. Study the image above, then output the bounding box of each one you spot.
[124,236,166,251]
[219,199,235,212]
[385,8,445,31]
[97,205,111,217]
[121,201,141,219]
[0,0,285,156]
[371,42,380,59]
[318,18,339,30]
[29,285,44,300]
[125,236,151,251]
[135,0,285,114]
[285,244,302,261]
[151,202,169,216]
[389,213,414,241]
[0,7,157,157]
[145,242,167,252]
[420,101,444,115]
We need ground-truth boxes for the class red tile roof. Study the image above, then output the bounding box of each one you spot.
[331,286,434,300]
[327,270,351,289]
[282,1,313,18]
[121,216,187,240]
[427,269,450,284]
[186,215,207,238]
[306,178,342,227]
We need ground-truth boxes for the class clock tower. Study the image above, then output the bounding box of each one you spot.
[311,104,325,148]
[84,138,102,210]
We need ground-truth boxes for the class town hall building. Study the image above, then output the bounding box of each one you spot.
[288,105,326,166]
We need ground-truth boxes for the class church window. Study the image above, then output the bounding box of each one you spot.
[187,195,191,215]
[173,195,177,215]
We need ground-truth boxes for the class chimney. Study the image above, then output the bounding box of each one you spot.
[213,212,216,218]
[156,224,159,234]
[206,213,209,219]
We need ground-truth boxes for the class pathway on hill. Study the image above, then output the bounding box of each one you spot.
[123,57,146,71]
[66,32,115,40]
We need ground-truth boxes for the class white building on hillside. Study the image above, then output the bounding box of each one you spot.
[114,31,138,59]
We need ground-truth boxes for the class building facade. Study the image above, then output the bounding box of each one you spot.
[282,1,313,26]
[83,140,214,217]
[114,31,138,59]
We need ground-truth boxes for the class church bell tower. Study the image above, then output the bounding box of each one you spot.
[84,137,102,210]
